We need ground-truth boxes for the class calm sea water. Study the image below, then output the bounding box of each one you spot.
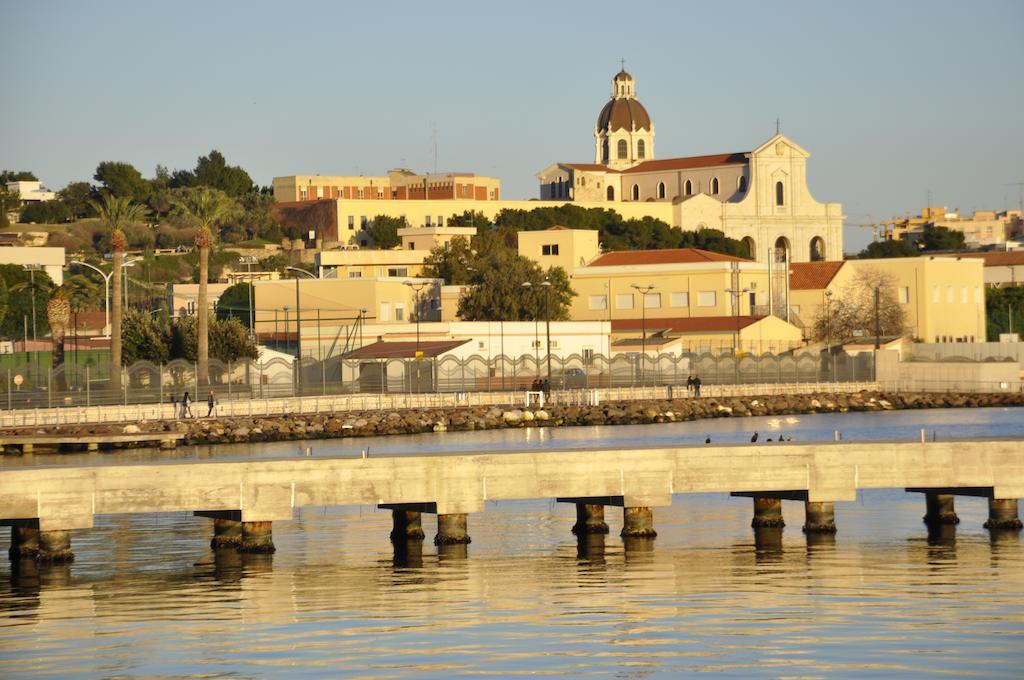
[1,407,1022,677]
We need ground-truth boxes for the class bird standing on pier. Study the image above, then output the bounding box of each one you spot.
[750,432,759,443]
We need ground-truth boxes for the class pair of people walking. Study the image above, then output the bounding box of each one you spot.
[685,375,702,397]
[171,390,216,419]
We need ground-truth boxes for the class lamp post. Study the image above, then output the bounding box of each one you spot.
[630,283,656,386]
[239,255,259,336]
[404,280,429,393]
[824,290,835,381]
[521,281,542,379]
[725,286,751,384]
[285,267,315,394]
[71,260,136,337]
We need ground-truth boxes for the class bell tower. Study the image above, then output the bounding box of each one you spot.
[594,67,655,171]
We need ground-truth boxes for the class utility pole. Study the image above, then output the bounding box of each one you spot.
[631,283,656,385]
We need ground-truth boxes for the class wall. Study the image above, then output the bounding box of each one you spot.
[875,349,1022,392]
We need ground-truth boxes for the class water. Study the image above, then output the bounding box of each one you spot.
[1,408,1023,677]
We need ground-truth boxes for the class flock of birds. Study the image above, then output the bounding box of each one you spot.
[703,431,795,444]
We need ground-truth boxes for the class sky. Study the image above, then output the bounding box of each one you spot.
[2,0,1022,253]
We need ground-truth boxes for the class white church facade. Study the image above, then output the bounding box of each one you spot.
[536,69,845,264]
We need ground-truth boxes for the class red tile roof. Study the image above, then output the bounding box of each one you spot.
[587,248,751,267]
[622,152,748,174]
[958,252,1024,266]
[789,261,846,290]
[612,316,764,333]
[343,339,470,359]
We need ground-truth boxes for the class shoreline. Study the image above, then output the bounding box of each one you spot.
[2,390,1023,453]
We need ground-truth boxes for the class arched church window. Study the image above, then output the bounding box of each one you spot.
[775,181,785,206]
[631,184,639,200]
[738,176,747,193]
[711,177,720,195]
[637,140,646,159]
[684,180,692,195]
[810,236,825,262]
[607,185,615,201]
[617,140,628,159]
[657,182,665,199]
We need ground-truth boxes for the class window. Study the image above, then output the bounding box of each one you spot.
[671,292,690,307]
[738,176,747,192]
[359,239,368,247]
[644,292,661,309]
[358,187,364,199]
[898,287,909,304]
[387,268,408,277]
[360,216,367,228]
[684,179,692,195]
[607,185,615,200]
[711,177,720,195]
[394,305,405,321]
[438,216,444,227]
[588,295,608,310]
[933,285,940,303]
[582,348,595,364]
[617,139,628,159]
[348,215,355,230]
[542,244,560,256]
[348,271,362,278]
[637,139,646,159]
[461,185,468,197]
[424,216,432,226]
[961,287,968,303]
[379,302,391,322]
[946,286,953,303]
[631,184,639,200]
[657,182,665,199]
[697,291,716,307]
[407,241,415,250]
[775,181,784,206]
[616,293,634,309]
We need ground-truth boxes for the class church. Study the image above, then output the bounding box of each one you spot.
[536,69,844,264]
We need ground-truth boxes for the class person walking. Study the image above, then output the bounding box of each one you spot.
[206,390,216,418]
[686,375,695,395]
[693,375,702,397]
[181,391,192,419]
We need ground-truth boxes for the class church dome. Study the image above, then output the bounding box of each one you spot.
[597,97,651,132]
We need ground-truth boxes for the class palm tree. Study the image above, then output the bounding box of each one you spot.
[47,287,70,391]
[173,188,233,385]
[89,193,147,385]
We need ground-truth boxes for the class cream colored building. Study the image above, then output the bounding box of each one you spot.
[273,168,501,203]
[398,225,476,252]
[536,69,844,265]
[517,226,601,272]
[317,249,429,279]
[789,256,987,343]
[886,207,1024,248]
[611,315,804,355]
[6,180,55,203]
[167,283,233,318]
[0,246,64,285]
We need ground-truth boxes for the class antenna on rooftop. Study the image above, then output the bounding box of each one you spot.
[1005,181,1024,214]
[775,118,781,135]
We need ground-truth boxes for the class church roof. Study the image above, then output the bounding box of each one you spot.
[622,152,748,174]
[614,69,633,82]
[587,248,751,267]
[789,261,846,290]
[597,97,651,132]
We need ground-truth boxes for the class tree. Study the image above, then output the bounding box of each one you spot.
[0,185,20,228]
[63,273,104,314]
[421,235,475,285]
[447,210,490,227]
[216,282,253,328]
[0,265,55,340]
[173,187,234,384]
[0,170,38,183]
[94,161,150,203]
[46,288,71,389]
[171,315,257,363]
[858,239,918,259]
[366,215,406,249]
[20,200,72,224]
[921,225,965,252]
[457,244,576,321]
[121,309,171,365]
[810,267,906,342]
[985,285,1024,341]
[171,150,255,197]
[57,181,96,219]
[89,193,148,379]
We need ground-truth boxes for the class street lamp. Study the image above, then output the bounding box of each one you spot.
[725,286,751,384]
[523,279,553,383]
[630,283,656,385]
[71,259,138,337]
[404,280,429,393]
[238,255,259,335]
[285,267,315,393]
[521,281,541,378]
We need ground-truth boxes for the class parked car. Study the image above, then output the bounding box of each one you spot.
[550,368,588,389]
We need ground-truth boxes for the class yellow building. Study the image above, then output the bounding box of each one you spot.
[789,256,987,343]
[273,168,501,203]
[885,207,1024,248]
[517,226,601,272]
[611,315,804,355]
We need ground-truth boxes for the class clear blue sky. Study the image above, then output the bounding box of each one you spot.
[2,0,1022,252]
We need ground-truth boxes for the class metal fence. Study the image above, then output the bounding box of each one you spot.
[0,350,876,411]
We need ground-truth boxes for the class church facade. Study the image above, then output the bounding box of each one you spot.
[536,70,844,264]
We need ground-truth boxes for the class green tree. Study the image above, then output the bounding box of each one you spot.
[171,150,255,197]
[94,161,150,203]
[121,309,172,365]
[171,315,257,363]
[985,285,1024,341]
[20,200,72,224]
[921,225,965,252]
[216,282,253,328]
[0,185,21,228]
[57,181,96,219]
[421,235,475,284]
[0,264,56,340]
[457,244,575,322]
[447,210,489,227]
[858,239,919,258]
[0,170,38,182]
[366,214,406,249]
[63,273,105,312]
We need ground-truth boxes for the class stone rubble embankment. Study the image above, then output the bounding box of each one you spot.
[2,390,1022,453]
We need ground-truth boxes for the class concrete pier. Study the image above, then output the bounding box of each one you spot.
[621,506,656,538]
[576,533,606,563]
[37,530,74,563]
[923,493,960,525]
[434,513,471,545]
[984,498,1023,530]
[572,503,609,535]
[751,497,785,528]
[238,521,275,554]
[390,510,426,542]
[211,518,242,549]
[9,526,39,560]
[803,501,837,534]
[392,539,424,569]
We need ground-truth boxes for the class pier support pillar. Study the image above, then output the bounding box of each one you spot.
[238,521,275,554]
[211,518,242,549]
[803,501,837,534]
[434,513,471,545]
[751,497,785,528]
[984,498,1023,530]
[391,510,426,542]
[621,507,656,538]
[923,493,960,525]
[37,530,74,563]
[87,442,99,452]
[9,526,39,561]
[572,503,610,535]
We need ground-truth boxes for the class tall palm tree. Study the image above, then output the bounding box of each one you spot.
[47,287,70,391]
[174,188,233,385]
